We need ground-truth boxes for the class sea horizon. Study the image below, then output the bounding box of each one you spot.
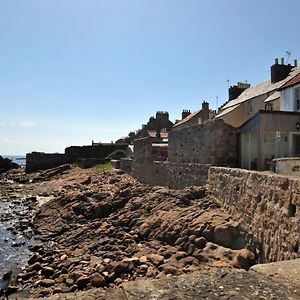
[1,155,26,166]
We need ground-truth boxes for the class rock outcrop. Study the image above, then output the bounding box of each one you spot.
[0,156,19,173]
[12,168,257,297]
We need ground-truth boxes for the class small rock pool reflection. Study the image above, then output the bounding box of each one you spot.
[0,200,38,284]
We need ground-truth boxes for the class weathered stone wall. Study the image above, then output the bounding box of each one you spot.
[65,144,128,163]
[208,167,300,263]
[133,138,153,161]
[120,158,133,173]
[26,152,68,173]
[132,160,211,189]
[168,120,238,166]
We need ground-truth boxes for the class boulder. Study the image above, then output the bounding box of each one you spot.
[147,254,164,266]
[89,273,106,287]
[27,262,42,272]
[76,276,90,289]
[194,237,207,249]
[41,266,55,278]
[232,249,256,270]
[38,279,55,287]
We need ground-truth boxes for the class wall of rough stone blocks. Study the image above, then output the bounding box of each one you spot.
[26,152,68,173]
[120,158,133,173]
[208,167,300,263]
[168,120,238,166]
[131,160,211,189]
[133,138,153,161]
[65,144,128,163]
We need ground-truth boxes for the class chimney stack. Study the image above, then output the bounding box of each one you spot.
[271,57,294,83]
[181,110,191,120]
[228,82,250,100]
[202,101,209,111]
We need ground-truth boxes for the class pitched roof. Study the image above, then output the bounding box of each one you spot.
[215,104,240,118]
[219,67,300,112]
[147,130,169,138]
[173,110,200,127]
[279,72,300,90]
[264,91,280,103]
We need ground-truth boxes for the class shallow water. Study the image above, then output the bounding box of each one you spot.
[0,200,36,279]
[2,155,26,167]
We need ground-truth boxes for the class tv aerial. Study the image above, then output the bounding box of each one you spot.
[286,51,292,63]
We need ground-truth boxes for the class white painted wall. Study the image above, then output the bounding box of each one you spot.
[280,83,300,111]
[280,87,294,111]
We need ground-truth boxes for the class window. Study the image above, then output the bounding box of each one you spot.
[265,103,273,111]
[248,101,253,114]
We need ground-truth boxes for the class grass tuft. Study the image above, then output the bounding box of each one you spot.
[94,162,112,171]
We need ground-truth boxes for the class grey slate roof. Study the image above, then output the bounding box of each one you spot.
[219,67,300,113]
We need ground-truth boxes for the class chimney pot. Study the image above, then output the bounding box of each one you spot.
[275,58,279,64]
[295,59,298,67]
[281,57,284,65]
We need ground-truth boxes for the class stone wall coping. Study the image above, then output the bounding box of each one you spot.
[209,166,300,180]
[272,157,300,161]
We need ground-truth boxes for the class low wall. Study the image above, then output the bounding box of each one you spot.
[65,144,128,163]
[273,157,300,177]
[208,167,300,263]
[120,158,132,173]
[132,160,211,189]
[26,152,68,173]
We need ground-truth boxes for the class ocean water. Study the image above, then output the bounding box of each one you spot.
[0,201,33,278]
[2,155,26,167]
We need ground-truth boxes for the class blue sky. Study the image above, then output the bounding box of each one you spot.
[1,0,300,155]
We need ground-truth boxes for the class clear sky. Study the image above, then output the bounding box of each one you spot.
[1,0,300,155]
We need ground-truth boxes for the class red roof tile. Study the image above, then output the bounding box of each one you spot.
[280,73,300,90]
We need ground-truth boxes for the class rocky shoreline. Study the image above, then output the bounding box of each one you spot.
[0,165,298,299]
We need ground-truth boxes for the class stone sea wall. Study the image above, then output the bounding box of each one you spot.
[208,167,300,263]
[131,160,211,189]
[65,144,128,163]
[26,152,68,173]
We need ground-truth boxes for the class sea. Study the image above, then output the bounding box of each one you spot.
[2,155,26,167]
